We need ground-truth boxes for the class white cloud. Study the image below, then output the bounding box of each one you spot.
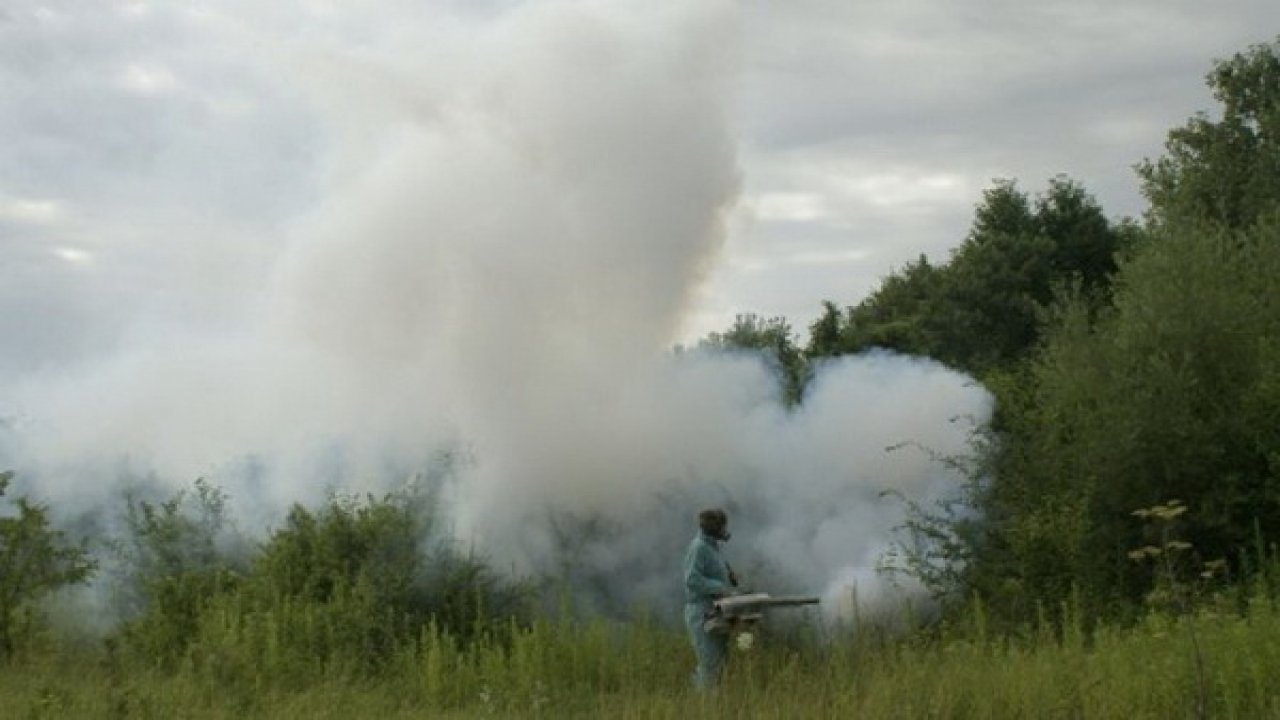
[121,3,151,19]
[52,247,93,265]
[119,62,178,94]
[830,169,970,210]
[752,192,829,222]
[785,248,872,266]
[0,197,63,224]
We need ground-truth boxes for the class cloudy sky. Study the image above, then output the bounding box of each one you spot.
[1,0,1277,381]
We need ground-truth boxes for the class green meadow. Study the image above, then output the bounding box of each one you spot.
[6,593,1280,718]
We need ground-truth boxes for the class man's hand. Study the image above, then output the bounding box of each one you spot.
[713,583,737,599]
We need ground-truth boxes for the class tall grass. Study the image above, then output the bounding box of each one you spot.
[9,479,1280,717]
[7,589,1280,718]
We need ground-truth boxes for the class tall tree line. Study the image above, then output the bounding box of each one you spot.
[709,37,1280,624]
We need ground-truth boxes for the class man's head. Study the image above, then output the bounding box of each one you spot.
[698,508,730,541]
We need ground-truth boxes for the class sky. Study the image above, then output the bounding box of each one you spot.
[0,2,1277,619]
[1,1,1277,376]
[716,0,1278,337]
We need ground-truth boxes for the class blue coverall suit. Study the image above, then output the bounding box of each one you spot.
[683,531,732,688]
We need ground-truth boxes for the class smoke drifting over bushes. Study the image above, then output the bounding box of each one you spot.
[1,2,989,619]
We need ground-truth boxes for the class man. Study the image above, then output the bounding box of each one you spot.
[683,507,738,689]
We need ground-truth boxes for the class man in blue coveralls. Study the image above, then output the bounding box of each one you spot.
[683,508,739,689]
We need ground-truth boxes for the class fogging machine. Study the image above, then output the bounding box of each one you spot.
[702,592,819,634]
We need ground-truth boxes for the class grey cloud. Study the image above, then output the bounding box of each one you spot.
[687,0,1279,337]
[4,0,1277,362]
[0,3,328,372]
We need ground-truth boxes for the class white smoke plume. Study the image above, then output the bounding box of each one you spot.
[1,1,990,622]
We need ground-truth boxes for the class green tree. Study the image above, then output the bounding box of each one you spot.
[0,471,95,656]
[936,178,1120,372]
[839,254,943,360]
[1139,37,1280,230]
[834,178,1121,376]
[702,314,809,406]
[973,218,1280,619]
[947,40,1280,624]
[932,222,1056,372]
[1037,176,1123,291]
[113,479,241,664]
[805,300,844,358]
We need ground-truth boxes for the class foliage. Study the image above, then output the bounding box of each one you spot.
[112,481,533,677]
[805,300,844,358]
[818,254,943,360]
[701,313,809,406]
[970,218,1280,622]
[826,177,1124,377]
[112,478,242,664]
[1128,499,1217,719]
[228,486,529,676]
[8,587,1280,717]
[861,40,1280,628]
[0,471,95,658]
[1139,36,1280,230]
[876,434,995,605]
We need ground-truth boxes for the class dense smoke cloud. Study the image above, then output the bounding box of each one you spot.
[2,1,989,622]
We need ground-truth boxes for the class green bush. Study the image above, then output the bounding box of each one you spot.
[112,479,242,664]
[111,481,533,680]
[974,218,1280,620]
[0,471,95,658]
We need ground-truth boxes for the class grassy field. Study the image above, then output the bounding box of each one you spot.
[5,592,1280,719]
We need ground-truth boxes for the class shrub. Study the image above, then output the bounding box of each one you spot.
[0,471,95,657]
